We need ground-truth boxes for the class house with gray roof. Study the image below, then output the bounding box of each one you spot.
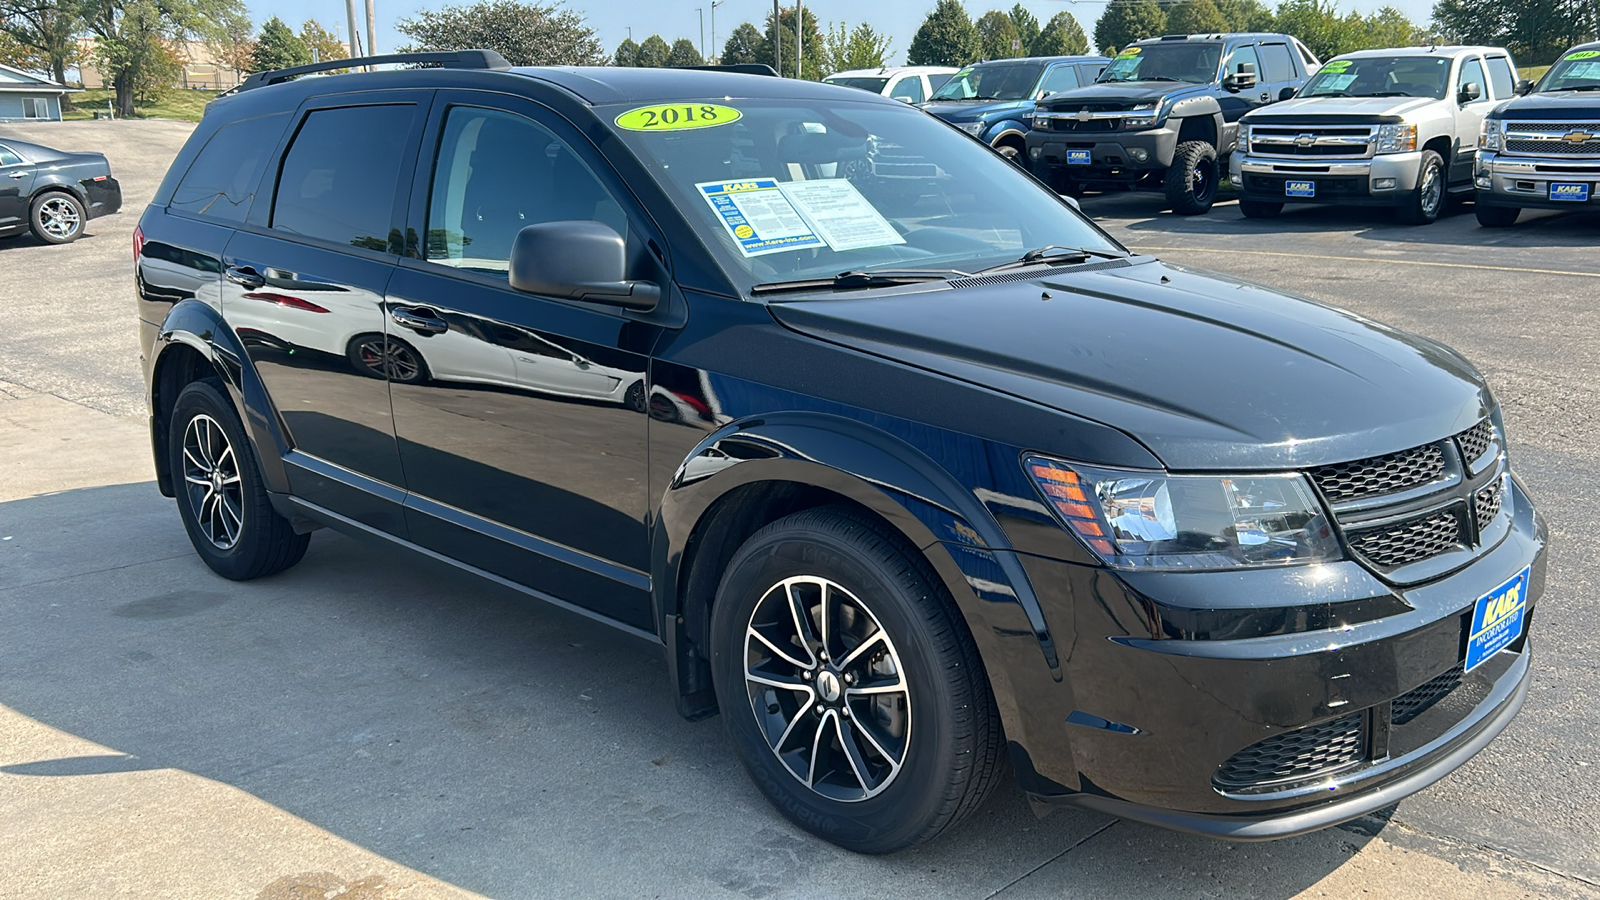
[0,63,79,122]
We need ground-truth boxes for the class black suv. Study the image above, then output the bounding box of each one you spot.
[1026,33,1318,213]
[138,51,1545,853]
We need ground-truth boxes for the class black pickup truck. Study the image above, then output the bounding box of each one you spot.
[1025,33,1319,213]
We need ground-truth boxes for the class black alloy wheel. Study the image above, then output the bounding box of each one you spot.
[1165,140,1219,215]
[30,191,86,244]
[710,507,1004,854]
[168,378,309,580]
[1398,150,1445,225]
[625,380,647,413]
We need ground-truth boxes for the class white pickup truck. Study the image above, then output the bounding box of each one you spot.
[1229,46,1524,224]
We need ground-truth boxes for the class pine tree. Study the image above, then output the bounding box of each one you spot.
[637,34,670,67]
[907,0,978,66]
[1166,0,1228,35]
[667,37,703,66]
[1008,4,1041,54]
[976,10,1022,60]
[252,16,311,72]
[1034,11,1090,56]
[614,37,640,66]
[722,22,765,65]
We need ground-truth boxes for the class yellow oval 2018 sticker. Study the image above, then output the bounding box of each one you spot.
[615,103,742,132]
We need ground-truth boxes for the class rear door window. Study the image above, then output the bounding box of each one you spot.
[1485,56,1516,98]
[889,75,925,103]
[169,113,287,223]
[1258,43,1294,83]
[270,104,417,250]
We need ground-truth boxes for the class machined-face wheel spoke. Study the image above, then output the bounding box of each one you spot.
[181,413,244,551]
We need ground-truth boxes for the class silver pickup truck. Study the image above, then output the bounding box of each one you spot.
[1229,46,1522,224]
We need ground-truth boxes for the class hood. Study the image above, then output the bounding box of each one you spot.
[1040,81,1206,108]
[1244,95,1438,121]
[767,260,1487,471]
[920,99,1032,122]
[1491,90,1600,119]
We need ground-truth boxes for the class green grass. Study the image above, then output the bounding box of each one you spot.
[62,87,216,123]
[1519,66,1549,83]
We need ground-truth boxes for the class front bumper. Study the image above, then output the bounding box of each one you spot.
[1231,152,1423,206]
[1475,151,1600,210]
[1026,124,1180,181]
[1004,475,1547,838]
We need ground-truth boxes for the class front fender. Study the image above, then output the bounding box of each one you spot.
[986,122,1031,146]
[655,411,1065,741]
[151,299,292,496]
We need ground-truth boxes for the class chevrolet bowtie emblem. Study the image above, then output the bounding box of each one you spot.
[1075,109,1093,122]
[1563,130,1596,142]
[1295,134,1316,147]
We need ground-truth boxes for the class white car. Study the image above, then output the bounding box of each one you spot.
[823,66,959,105]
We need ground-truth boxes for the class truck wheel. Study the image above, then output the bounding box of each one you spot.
[1164,141,1219,215]
[1239,200,1283,219]
[1475,204,1520,228]
[709,506,1004,854]
[1397,151,1445,225]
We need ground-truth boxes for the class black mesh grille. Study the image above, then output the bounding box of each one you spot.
[1350,511,1462,568]
[1475,479,1505,533]
[1392,664,1465,726]
[1214,713,1366,789]
[1504,139,1600,155]
[1311,443,1446,503]
[1456,420,1495,466]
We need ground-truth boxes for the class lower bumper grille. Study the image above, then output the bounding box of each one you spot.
[1214,713,1366,790]
[1392,663,1465,726]
[1349,510,1464,569]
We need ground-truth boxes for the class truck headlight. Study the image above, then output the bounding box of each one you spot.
[957,121,985,137]
[1122,103,1159,129]
[1025,456,1342,570]
[1481,119,1503,152]
[1376,123,1417,154]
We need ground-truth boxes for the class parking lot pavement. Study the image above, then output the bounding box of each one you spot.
[2,121,1598,899]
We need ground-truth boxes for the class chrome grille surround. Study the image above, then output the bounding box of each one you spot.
[1501,121,1600,158]
[1248,125,1376,159]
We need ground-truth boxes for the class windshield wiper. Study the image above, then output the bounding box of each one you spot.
[973,245,1125,275]
[751,268,969,295]
[1140,76,1183,82]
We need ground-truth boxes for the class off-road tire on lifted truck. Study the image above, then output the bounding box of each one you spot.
[1475,204,1520,228]
[1239,199,1284,219]
[1165,140,1219,215]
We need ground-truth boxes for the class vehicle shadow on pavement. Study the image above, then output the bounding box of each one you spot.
[0,482,1396,899]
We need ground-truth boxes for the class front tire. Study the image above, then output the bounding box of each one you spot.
[30,191,86,244]
[993,141,1024,167]
[1397,150,1445,225]
[710,507,1004,854]
[1164,140,1219,215]
[168,379,309,580]
[1476,203,1520,228]
[1239,199,1283,219]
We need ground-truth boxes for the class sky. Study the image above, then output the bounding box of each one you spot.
[253,0,1442,68]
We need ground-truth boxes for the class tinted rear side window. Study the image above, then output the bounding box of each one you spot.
[169,113,287,223]
[1486,56,1515,98]
[271,104,415,250]
[1258,44,1293,82]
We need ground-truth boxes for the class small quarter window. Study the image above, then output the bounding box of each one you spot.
[0,144,21,166]
[169,113,287,223]
[271,104,416,251]
[1258,44,1294,83]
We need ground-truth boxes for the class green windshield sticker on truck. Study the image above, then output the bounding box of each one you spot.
[1320,59,1352,72]
[1565,50,1600,60]
[615,103,742,132]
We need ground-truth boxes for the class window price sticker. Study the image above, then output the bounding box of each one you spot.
[697,179,826,257]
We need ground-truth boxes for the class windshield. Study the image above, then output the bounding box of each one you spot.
[1301,56,1451,99]
[602,98,1120,292]
[825,76,890,94]
[1538,48,1600,92]
[929,64,1045,101]
[1098,43,1221,84]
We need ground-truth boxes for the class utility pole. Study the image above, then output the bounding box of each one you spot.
[772,0,780,76]
[698,8,705,62]
[365,0,377,60]
[711,0,724,64]
[795,0,803,79]
[345,0,361,61]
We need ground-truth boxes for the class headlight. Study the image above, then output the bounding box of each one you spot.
[1025,456,1342,570]
[1122,102,1159,129]
[1481,119,1503,152]
[957,121,985,137]
[1376,123,1417,154]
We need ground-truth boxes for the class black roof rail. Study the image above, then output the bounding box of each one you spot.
[235,49,512,92]
[681,63,779,77]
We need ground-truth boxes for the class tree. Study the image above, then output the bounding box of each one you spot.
[80,0,250,117]
[976,9,1021,60]
[396,0,606,66]
[613,36,638,66]
[1166,0,1228,34]
[762,6,826,78]
[1432,0,1579,65]
[206,15,254,78]
[824,21,892,72]
[1214,0,1276,31]
[251,16,309,72]
[1361,7,1425,48]
[299,19,348,65]
[721,21,764,65]
[1034,11,1090,55]
[636,33,669,66]
[907,0,978,66]
[0,0,83,86]
[666,37,702,66]
[1093,0,1167,54]
[1273,0,1364,60]
[1008,4,1041,54]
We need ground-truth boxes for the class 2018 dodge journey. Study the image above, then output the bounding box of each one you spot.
[136,51,1547,853]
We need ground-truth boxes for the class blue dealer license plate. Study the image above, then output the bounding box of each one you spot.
[1066,149,1092,165]
[1465,567,1530,673]
[1285,180,1315,198]
[1549,182,1589,202]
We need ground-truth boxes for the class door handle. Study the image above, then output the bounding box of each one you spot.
[8,172,25,179]
[225,265,265,289]
[391,306,449,335]
[1259,92,1270,102]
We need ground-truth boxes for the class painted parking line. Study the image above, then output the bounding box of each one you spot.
[1132,246,1600,279]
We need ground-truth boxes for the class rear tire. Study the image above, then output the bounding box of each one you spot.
[709,506,1004,854]
[30,191,86,244]
[1239,199,1283,219]
[1397,150,1445,225]
[1164,140,1219,215]
[1475,204,1520,228]
[168,378,309,580]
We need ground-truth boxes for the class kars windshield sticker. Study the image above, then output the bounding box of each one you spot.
[697,179,826,257]
[615,103,742,132]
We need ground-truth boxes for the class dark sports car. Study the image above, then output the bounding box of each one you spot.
[0,136,122,244]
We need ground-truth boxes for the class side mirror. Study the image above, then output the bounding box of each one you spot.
[1061,195,1081,211]
[1278,86,1297,101]
[1228,63,1257,91]
[509,221,659,311]
[1514,78,1533,96]
[1459,82,1482,103]
[895,95,913,103]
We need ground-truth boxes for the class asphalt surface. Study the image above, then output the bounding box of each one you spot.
[1,120,1597,899]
